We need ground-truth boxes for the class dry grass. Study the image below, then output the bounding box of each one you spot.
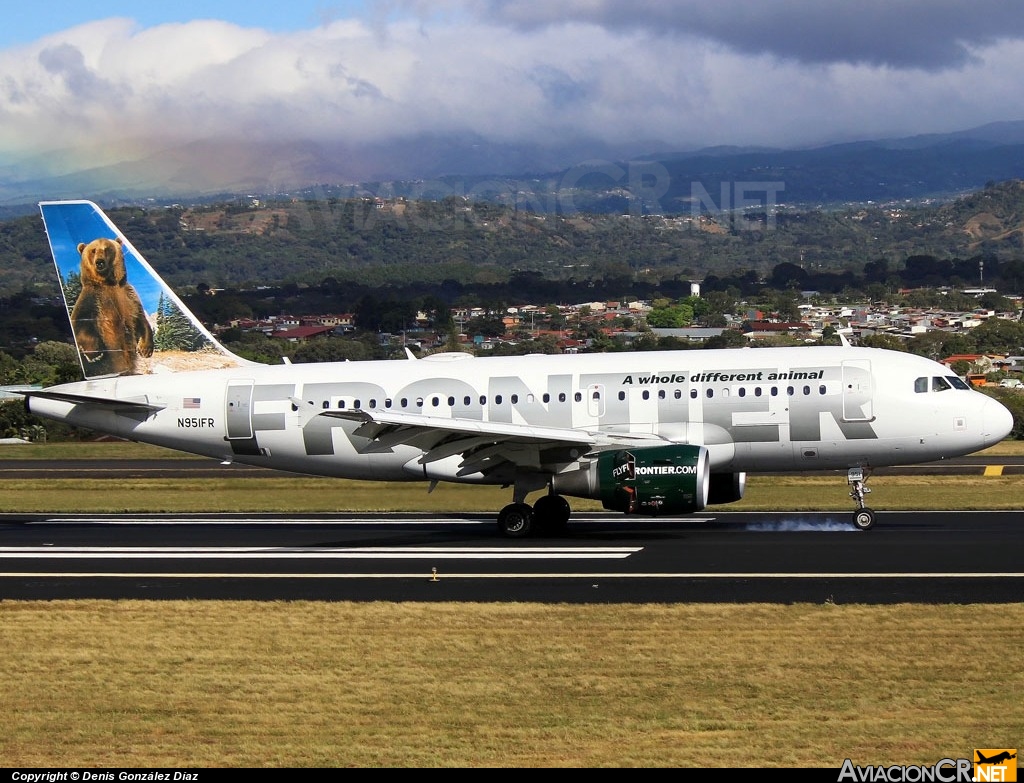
[1,601,1021,768]
[1,473,1022,513]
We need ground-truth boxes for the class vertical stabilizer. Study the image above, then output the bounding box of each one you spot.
[39,200,253,379]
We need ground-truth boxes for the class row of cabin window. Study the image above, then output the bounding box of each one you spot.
[310,384,830,410]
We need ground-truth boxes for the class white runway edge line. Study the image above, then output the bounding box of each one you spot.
[35,516,493,525]
[0,546,642,560]
[2,572,1024,579]
[31,515,721,525]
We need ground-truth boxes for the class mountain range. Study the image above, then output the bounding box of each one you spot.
[4,121,1024,213]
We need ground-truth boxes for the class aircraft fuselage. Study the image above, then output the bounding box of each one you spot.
[29,345,1010,482]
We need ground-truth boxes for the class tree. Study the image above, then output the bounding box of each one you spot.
[970,318,1024,355]
[860,334,906,351]
[950,359,972,376]
[28,341,81,384]
[646,303,694,328]
[293,337,371,363]
[155,294,212,352]
[703,330,748,349]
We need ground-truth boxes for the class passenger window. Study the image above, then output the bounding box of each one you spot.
[642,390,650,400]
[574,392,582,402]
[819,385,826,395]
[738,388,746,397]
[690,389,697,399]
[511,394,519,404]
[618,391,626,401]
[353,399,361,409]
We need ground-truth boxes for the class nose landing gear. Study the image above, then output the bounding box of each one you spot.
[848,467,875,530]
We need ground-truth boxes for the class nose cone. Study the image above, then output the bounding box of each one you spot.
[983,395,1015,445]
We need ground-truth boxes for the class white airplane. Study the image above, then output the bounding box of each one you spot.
[23,200,1014,537]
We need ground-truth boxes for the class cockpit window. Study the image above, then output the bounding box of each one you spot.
[917,375,971,393]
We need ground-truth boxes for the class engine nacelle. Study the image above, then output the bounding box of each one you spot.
[707,472,746,505]
[552,444,710,516]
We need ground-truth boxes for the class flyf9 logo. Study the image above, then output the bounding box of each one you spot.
[974,750,1017,782]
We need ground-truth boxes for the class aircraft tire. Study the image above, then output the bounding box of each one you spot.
[533,494,571,535]
[853,508,876,531]
[498,503,535,538]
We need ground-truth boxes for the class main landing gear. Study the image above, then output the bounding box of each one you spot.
[497,490,571,538]
[847,467,876,531]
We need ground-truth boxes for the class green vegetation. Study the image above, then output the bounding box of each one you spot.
[3,180,1024,306]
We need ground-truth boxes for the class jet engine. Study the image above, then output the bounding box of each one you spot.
[552,444,710,515]
[707,471,746,505]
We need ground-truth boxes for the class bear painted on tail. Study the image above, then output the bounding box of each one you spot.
[70,237,154,376]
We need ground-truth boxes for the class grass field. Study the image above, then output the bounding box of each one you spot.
[1,441,1022,768]
[2,439,1023,513]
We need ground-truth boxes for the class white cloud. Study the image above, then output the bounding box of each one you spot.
[0,7,1022,190]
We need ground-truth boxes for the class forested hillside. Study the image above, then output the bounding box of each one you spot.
[3,180,1024,303]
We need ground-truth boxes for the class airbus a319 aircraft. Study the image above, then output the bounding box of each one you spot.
[23,200,1014,537]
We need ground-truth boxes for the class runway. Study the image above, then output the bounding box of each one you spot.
[1,510,1021,603]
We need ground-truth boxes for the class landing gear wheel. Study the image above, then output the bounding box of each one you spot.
[847,467,876,531]
[497,502,535,538]
[533,494,571,535]
[853,508,876,531]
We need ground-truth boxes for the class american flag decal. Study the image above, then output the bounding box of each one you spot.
[183,397,201,409]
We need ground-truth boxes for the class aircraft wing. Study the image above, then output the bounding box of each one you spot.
[300,402,667,474]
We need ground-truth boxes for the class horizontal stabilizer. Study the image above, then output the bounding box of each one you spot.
[22,389,165,413]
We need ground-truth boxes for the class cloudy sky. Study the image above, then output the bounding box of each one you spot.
[2,0,1023,192]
